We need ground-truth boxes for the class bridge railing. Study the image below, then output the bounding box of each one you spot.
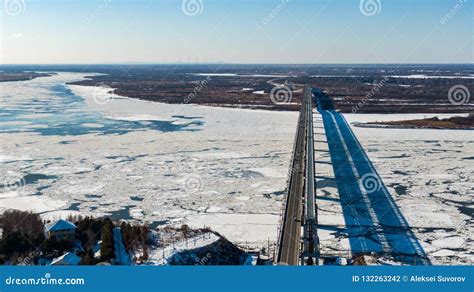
[275,91,307,262]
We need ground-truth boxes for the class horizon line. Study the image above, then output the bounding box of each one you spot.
[1,62,473,66]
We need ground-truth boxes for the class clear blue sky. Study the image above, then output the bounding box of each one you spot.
[1,0,472,64]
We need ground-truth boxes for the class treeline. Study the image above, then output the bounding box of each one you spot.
[0,210,150,265]
[0,210,73,265]
[74,216,115,265]
[120,222,149,261]
[70,216,150,265]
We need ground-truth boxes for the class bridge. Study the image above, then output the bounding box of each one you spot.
[275,87,319,265]
[275,87,430,265]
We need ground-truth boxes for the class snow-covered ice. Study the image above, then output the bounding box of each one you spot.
[0,72,297,249]
[1,72,472,264]
[315,111,473,265]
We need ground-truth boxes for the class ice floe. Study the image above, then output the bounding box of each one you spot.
[0,72,297,249]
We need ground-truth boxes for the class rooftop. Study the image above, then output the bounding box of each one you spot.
[45,219,76,232]
[50,252,81,266]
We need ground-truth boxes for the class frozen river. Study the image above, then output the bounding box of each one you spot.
[0,73,472,263]
[315,112,473,265]
[0,72,297,247]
